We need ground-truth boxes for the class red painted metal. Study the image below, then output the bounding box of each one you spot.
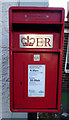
[9,7,65,112]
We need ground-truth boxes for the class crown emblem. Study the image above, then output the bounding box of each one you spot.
[21,36,35,46]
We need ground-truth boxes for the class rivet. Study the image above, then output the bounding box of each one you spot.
[24,15,27,18]
[46,15,49,18]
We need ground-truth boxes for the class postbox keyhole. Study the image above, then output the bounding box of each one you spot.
[20,81,22,85]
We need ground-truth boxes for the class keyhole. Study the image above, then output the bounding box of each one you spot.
[20,81,22,85]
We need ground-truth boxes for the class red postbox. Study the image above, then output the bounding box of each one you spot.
[9,7,65,112]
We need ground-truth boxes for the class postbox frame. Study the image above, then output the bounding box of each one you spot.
[9,7,65,112]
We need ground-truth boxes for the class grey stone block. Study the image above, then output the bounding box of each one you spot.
[2,11,9,22]
[2,2,18,12]
[19,2,48,7]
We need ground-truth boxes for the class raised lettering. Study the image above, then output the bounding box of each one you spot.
[45,38,51,47]
[36,38,43,47]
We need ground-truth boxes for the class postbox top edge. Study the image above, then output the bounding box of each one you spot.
[9,6,64,12]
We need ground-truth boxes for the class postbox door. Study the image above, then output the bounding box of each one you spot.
[13,52,58,109]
